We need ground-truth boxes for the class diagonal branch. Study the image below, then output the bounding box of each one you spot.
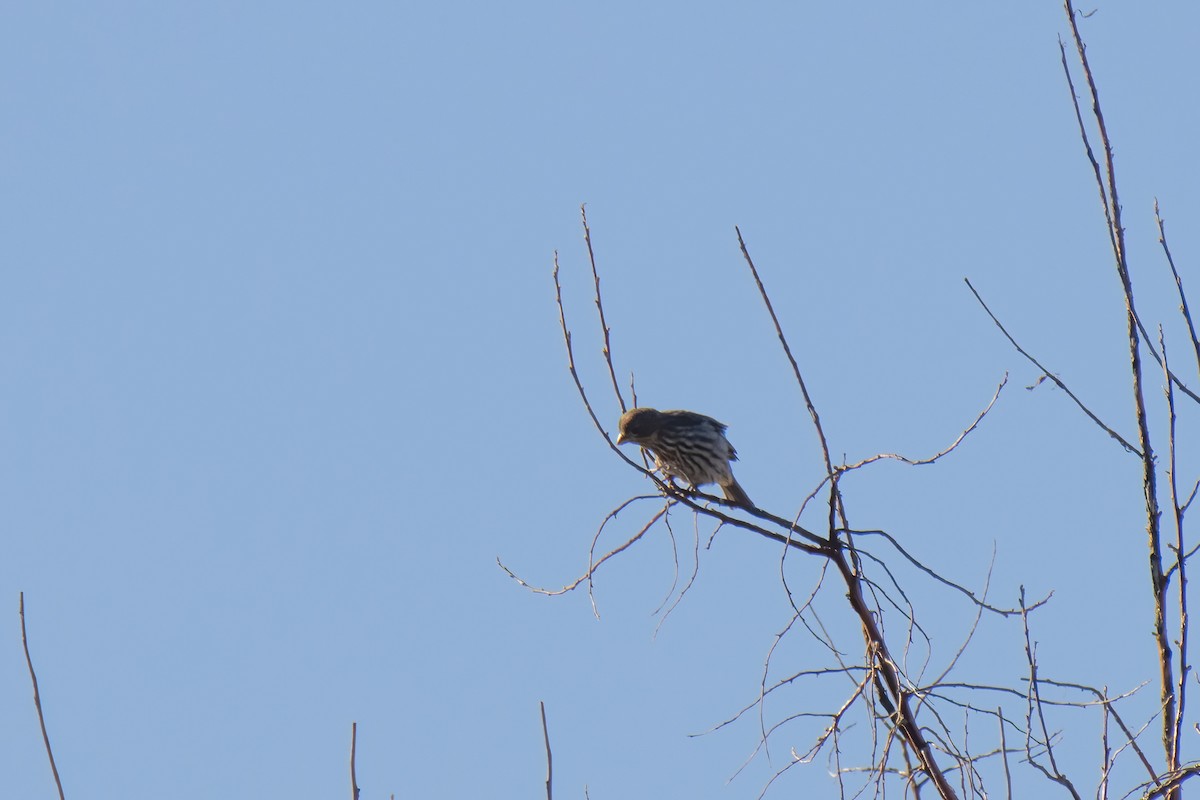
[965,278,1140,456]
[1154,201,1200,385]
[20,593,66,800]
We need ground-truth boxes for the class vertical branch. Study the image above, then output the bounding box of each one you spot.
[1020,588,1083,800]
[998,708,1013,800]
[350,722,360,800]
[1160,330,1188,767]
[1100,693,1110,800]
[20,593,66,800]
[1061,0,1172,783]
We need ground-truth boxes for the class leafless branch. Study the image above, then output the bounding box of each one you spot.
[1160,331,1189,766]
[1020,588,1083,800]
[20,592,66,800]
[1061,3,1175,786]
[579,205,628,414]
[1154,201,1200,383]
[849,529,1048,617]
[540,701,553,800]
[998,708,1013,800]
[735,226,836,481]
[496,500,667,610]
[350,722,360,800]
[840,374,1009,471]
[964,278,1140,456]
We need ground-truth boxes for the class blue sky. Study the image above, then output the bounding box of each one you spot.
[2,3,1198,798]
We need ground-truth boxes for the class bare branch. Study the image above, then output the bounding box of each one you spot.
[735,226,836,478]
[350,722,360,800]
[1154,201,1200,385]
[1020,587,1083,800]
[579,205,628,413]
[20,592,66,800]
[553,253,617,446]
[841,374,1009,471]
[964,278,1140,455]
[998,707,1013,800]
[497,500,667,609]
[1061,2,1173,780]
[1159,330,1189,767]
[540,701,553,800]
[849,529,1048,616]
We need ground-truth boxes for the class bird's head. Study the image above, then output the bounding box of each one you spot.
[616,407,663,445]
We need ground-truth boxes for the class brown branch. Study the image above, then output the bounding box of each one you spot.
[1020,588,1083,800]
[540,701,553,800]
[735,226,836,478]
[1101,696,1111,800]
[1155,201,1200,386]
[20,592,66,800]
[579,205,628,413]
[849,529,1049,617]
[840,374,1008,471]
[350,722,360,800]
[497,500,666,608]
[1160,330,1188,767]
[1061,3,1173,782]
[553,253,617,446]
[964,278,1140,456]
[652,513,703,636]
[737,227,854,549]
[831,547,961,800]
[998,708,1013,800]
[1143,765,1200,800]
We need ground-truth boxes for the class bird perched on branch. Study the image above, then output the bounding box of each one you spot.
[616,407,753,509]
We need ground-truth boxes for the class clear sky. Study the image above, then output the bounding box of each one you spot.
[2,3,1198,798]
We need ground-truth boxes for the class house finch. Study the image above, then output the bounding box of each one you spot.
[616,407,753,509]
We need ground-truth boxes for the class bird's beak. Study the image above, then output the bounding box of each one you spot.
[616,432,627,445]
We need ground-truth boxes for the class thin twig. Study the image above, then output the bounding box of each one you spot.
[998,707,1013,800]
[20,592,66,800]
[1155,201,1200,384]
[540,701,553,800]
[736,227,853,548]
[1161,330,1189,767]
[735,226,835,477]
[849,529,1049,616]
[840,374,1008,471]
[579,205,628,413]
[553,253,616,445]
[1020,587,1083,800]
[964,278,1140,455]
[497,501,666,610]
[350,722,360,800]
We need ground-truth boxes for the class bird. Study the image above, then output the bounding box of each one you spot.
[616,407,753,509]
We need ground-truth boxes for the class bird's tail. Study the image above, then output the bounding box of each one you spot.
[721,478,753,509]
